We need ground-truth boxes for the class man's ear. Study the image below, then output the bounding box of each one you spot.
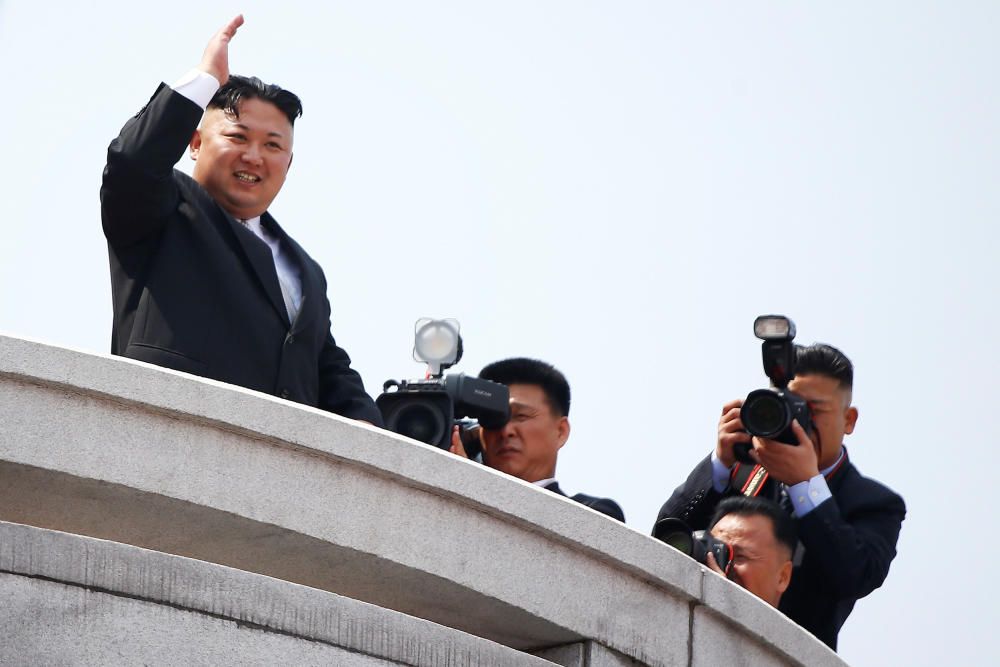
[777,559,793,595]
[189,129,202,161]
[844,406,859,435]
[556,417,570,450]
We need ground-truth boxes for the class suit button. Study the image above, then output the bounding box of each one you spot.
[280,388,290,399]
[285,333,295,345]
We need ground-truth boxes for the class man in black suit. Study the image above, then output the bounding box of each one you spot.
[655,344,904,650]
[101,16,381,424]
[452,357,624,522]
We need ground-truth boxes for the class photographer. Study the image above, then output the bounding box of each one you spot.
[706,496,796,608]
[452,358,625,522]
[655,344,905,650]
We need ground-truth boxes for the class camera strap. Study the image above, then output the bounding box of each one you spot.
[730,462,770,498]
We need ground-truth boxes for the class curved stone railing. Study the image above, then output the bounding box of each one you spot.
[0,334,844,667]
[0,521,549,666]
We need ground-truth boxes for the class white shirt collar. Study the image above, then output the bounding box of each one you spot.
[240,215,264,236]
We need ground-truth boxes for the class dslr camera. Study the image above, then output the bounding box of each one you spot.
[736,315,814,463]
[653,517,733,575]
[377,319,510,458]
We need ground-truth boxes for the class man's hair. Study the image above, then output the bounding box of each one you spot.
[208,75,303,126]
[479,358,571,417]
[795,343,853,390]
[709,496,797,558]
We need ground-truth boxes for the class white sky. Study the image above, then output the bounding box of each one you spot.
[2,2,996,664]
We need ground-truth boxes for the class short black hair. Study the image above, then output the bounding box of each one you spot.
[479,358,571,417]
[709,496,797,558]
[795,343,853,390]
[208,75,303,126]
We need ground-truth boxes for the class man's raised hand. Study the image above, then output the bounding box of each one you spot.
[750,419,820,485]
[198,14,244,85]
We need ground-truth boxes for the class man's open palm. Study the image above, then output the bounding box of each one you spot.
[199,14,244,84]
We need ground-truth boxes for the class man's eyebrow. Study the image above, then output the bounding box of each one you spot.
[231,122,287,139]
[510,401,537,411]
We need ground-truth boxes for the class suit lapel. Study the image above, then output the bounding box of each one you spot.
[262,213,315,334]
[180,175,291,328]
[225,213,291,328]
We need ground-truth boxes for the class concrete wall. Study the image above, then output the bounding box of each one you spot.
[0,334,845,666]
[1,521,549,666]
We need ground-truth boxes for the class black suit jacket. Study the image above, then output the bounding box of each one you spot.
[545,482,626,522]
[656,451,904,650]
[101,83,381,424]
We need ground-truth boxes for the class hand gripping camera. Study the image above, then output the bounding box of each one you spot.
[653,517,733,575]
[376,319,510,458]
[736,315,814,463]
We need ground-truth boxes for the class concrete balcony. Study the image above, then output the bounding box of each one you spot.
[0,334,844,666]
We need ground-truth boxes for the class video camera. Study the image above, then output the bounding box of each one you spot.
[376,319,510,458]
[653,517,733,575]
[736,315,814,463]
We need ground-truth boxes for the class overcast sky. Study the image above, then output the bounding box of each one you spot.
[2,2,997,664]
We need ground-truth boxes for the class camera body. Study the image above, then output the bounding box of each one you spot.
[653,517,733,575]
[737,315,813,461]
[742,388,811,446]
[378,373,510,457]
[379,318,510,457]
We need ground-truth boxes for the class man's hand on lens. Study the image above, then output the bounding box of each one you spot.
[449,425,469,459]
[706,551,729,578]
[717,398,750,469]
[751,419,820,485]
[198,14,244,84]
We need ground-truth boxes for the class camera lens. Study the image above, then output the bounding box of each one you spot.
[390,403,447,445]
[742,389,790,438]
[661,530,694,554]
[652,518,695,555]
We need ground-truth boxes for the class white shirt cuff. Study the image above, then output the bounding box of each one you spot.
[710,451,732,493]
[171,69,221,110]
[787,474,832,518]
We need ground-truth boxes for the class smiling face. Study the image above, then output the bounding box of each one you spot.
[710,513,793,607]
[481,383,569,483]
[190,97,293,220]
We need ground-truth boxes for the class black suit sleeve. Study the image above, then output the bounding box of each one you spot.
[101,83,201,248]
[589,498,626,523]
[796,485,906,600]
[571,494,626,523]
[317,327,383,425]
[655,455,725,532]
[312,265,382,424]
